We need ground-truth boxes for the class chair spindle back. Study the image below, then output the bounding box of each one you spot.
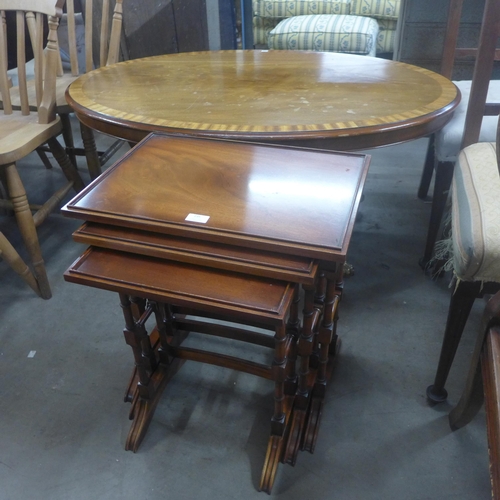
[62,0,123,78]
[0,1,63,123]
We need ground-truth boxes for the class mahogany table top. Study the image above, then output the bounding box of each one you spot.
[62,133,370,261]
[66,50,460,150]
[73,222,319,285]
[65,247,295,325]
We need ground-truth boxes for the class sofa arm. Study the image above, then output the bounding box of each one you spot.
[253,0,351,18]
[350,0,400,21]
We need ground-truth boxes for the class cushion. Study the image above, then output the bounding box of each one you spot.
[451,142,500,282]
[254,0,351,18]
[376,22,396,53]
[435,80,500,162]
[253,16,284,45]
[267,14,379,56]
[350,0,400,20]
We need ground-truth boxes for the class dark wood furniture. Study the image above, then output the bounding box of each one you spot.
[418,0,500,268]
[425,0,500,403]
[62,133,370,493]
[120,0,236,58]
[442,291,500,499]
[65,49,460,177]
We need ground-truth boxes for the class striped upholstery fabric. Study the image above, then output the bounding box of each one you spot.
[451,142,500,282]
[267,14,379,56]
[350,0,400,20]
[253,16,283,44]
[254,0,351,17]
[376,19,396,53]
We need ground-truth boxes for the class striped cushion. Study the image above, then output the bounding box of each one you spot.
[253,16,284,45]
[452,142,500,282]
[376,19,396,52]
[254,0,351,18]
[267,14,379,56]
[350,0,400,20]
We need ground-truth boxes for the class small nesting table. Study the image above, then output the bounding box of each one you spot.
[62,133,370,493]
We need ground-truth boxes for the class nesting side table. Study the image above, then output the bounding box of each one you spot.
[63,133,370,493]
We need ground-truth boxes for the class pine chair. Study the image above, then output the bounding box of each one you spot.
[418,0,500,268]
[9,0,124,180]
[0,0,84,299]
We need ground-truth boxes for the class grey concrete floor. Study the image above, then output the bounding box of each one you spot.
[0,127,491,499]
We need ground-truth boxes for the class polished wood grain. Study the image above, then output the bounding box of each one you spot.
[62,134,365,493]
[73,222,319,285]
[66,50,460,150]
[64,246,310,492]
[62,133,370,260]
[65,246,295,324]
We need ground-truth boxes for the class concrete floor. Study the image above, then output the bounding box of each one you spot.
[0,128,491,499]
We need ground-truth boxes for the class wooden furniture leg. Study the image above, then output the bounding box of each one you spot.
[449,292,500,429]
[0,231,42,296]
[427,280,482,402]
[4,163,51,299]
[60,113,78,167]
[282,284,320,466]
[80,123,102,180]
[448,292,500,499]
[482,329,500,498]
[421,160,454,268]
[287,283,301,335]
[46,137,85,192]
[302,271,341,453]
[120,294,186,452]
[418,134,435,200]
[259,324,295,494]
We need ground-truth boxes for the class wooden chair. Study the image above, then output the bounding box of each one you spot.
[426,118,500,402]
[9,0,124,180]
[418,0,500,268]
[0,0,84,299]
[443,291,500,499]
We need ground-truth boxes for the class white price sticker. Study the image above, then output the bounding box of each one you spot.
[185,213,210,223]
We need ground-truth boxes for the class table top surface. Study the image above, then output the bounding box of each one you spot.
[63,133,370,261]
[65,247,295,324]
[66,50,460,149]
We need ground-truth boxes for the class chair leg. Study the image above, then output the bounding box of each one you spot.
[420,160,455,269]
[36,148,54,170]
[0,167,13,216]
[0,231,42,296]
[448,293,500,433]
[427,280,481,402]
[4,162,52,299]
[46,137,85,192]
[418,134,435,200]
[482,327,500,497]
[60,113,78,167]
[449,326,500,436]
[80,123,102,180]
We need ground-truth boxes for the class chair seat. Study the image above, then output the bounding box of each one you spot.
[436,80,500,162]
[267,14,379,56]
[452,141,500,282]
[0,114,62,163]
